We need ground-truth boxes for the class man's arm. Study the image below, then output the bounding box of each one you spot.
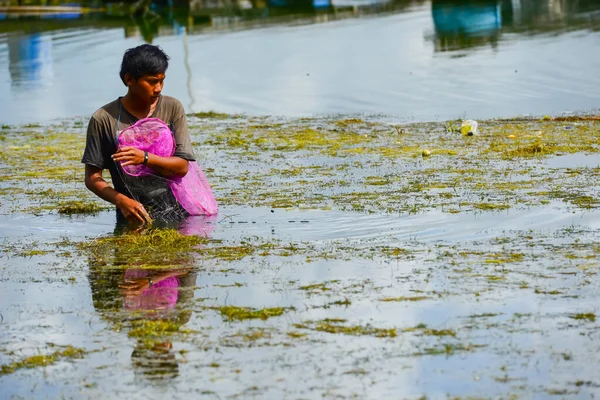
[111,147,188,177]
[84,164,151,224]
[112,100,192,177]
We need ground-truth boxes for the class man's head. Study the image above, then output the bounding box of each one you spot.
[120,45,169,104]
[120,44,169,85]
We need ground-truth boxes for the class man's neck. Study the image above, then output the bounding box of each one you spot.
[121,94,158,119]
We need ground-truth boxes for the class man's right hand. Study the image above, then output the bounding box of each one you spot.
[116,196,152,225]
[84,165,152,225]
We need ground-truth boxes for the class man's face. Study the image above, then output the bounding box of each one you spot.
[126,73,165,105]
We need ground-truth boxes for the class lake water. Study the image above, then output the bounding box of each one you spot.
[3,112,600,398]
[2,1,600,398]
[1,0,600,124]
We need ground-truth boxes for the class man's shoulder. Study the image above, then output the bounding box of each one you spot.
[90,98,121,123]
[160,96,185,112]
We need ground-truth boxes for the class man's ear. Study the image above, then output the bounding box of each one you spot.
[123,73,135,87]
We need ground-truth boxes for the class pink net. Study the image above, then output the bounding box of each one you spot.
[117,118,218,216]
[117,118,174,177]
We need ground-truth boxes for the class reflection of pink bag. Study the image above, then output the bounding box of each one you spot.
[178,213,218,237]
[117,118,218,216]
[124,269,179,310]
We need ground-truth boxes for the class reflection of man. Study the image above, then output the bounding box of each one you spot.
[131,343,180,380]
[88,265,197,381]
[122,268,196,381]
[87,212,214,381]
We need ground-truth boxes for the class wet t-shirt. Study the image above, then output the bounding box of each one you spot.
[81,96,195,209]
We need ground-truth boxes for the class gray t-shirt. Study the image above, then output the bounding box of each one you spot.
[81,95,195,199]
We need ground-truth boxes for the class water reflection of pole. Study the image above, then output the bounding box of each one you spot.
[182,27,195,112]
[511,0,521,25]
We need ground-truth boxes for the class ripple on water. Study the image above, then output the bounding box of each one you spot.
[212,203,600,244]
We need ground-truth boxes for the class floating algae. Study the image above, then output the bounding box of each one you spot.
[128,320,195,340]
[402,324,456,337]
[380,296,429,302]
[293,319,397,338]
[80,228,205,266]
[212,306,293,321]
[58,200,107,215]
[1,346,86,376]
[569,313,596,322]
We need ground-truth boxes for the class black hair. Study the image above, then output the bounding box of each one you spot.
[119,44,170,85]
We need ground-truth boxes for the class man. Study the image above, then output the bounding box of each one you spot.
[82,44,195,225]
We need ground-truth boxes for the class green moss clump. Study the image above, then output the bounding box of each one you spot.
[534,289,562,295]
[503,140,548,157]
[294,319,397,338]
[192,111,236,119]
[484,252,524,264]
[58,200,106,215]
[468,313,501,318]
[551,191,600,209]
[380,296,429,302]
[16,248,50,257]
[403,325,456,337]
[298,283,331,292]
[205,245,255,261]
[0,346,86,375]
[418,343,484,356]
[378,247,410,258]
[80,228,205,266]
[344,368,369,375]
[364,176,389,186]
[569,313,596,322]
[213,306,292,321]
[229,328,272,343]
[128,320,189,339]
[472,203,510,211]
[335,118,365,126]
[286,331,307,338]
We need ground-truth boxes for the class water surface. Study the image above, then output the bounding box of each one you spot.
[2,115,600,398]
[1,0,599,124]
[2,2,600,398]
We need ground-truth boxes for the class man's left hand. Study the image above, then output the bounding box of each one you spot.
[112,146,145,167]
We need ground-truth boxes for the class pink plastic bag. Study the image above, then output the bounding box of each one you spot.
[169,162,218,215]
[117,118,218,216]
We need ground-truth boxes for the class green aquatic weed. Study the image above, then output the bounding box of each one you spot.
[0,346,86,376]
[213,306,292,321]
